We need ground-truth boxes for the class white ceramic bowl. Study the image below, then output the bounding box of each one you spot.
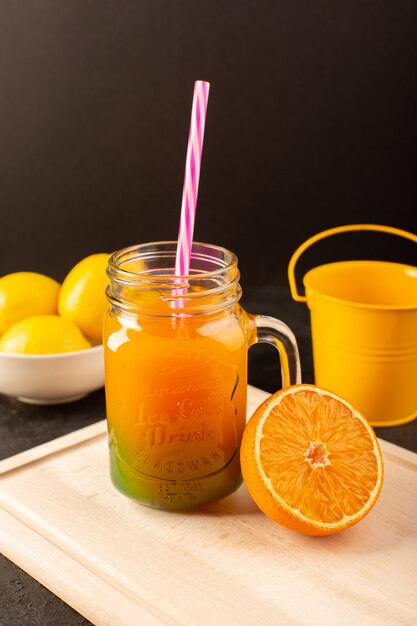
[0,345,104,404]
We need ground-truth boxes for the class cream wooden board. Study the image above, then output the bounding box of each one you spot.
[0,385,416,626]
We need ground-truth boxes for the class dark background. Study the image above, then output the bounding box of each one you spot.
[0,0,416,292]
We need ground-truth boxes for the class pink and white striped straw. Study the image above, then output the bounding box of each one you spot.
[175,80,210,277]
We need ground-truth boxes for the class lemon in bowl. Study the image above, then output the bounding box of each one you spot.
[0,257,110,404]
[0,272,60,335]
[0,315,91,354]
[0,316,103,404]
[58,253,110,342]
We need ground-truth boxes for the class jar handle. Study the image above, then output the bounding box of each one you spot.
[288,224,417,303]
[250,315,302,388]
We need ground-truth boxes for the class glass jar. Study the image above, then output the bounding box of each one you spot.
[104,242,300,510]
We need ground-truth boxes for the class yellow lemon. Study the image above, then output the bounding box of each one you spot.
[0,315,91,354]
[0,272,60,336]
[58,253,110,342]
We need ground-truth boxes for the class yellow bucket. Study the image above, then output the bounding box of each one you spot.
[288,224,417,427]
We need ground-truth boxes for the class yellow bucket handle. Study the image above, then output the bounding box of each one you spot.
[288,224,417,303]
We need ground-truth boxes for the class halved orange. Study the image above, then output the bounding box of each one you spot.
[240,384,383,535]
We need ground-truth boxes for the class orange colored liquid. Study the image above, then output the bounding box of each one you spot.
[104,301,248,510]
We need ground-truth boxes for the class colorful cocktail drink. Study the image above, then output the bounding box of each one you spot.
[104,82,300,509]
[104,242,300,510]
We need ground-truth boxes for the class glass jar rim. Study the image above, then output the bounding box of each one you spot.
[107,241,239,284]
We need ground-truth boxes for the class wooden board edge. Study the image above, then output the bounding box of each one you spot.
[377,438,417,470]
[0,506,168,626]
[0,386,266,476]
[0,420,107,475]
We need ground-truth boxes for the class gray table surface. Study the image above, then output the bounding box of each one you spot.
[1,286,416,625]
